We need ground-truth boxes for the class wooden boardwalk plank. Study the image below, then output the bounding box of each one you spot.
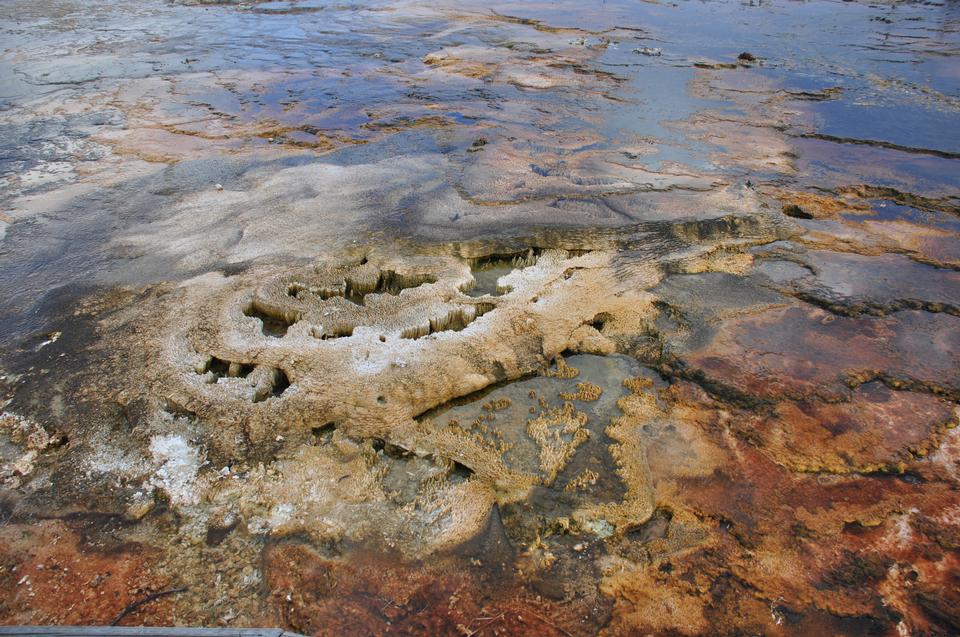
[0,628,306,637]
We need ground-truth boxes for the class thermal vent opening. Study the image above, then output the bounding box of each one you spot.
[205,356,254,380]
[312,422,337,444]
[244,300,298,337]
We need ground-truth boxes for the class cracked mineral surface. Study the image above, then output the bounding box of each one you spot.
[0,0,958,635]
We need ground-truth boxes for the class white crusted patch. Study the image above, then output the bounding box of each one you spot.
[149,434,202,506]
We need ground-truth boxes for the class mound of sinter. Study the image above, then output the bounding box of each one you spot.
[149,217,784,556]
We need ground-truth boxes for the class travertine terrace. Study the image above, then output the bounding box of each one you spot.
[1,0,958,635]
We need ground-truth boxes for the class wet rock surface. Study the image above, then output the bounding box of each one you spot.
[1,0,958,635]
